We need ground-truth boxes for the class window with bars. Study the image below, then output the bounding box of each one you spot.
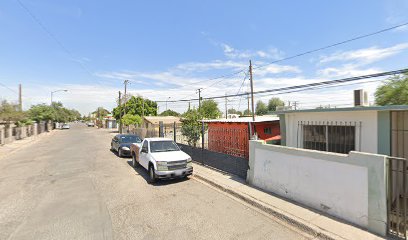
[302,123,356,154]
[264,127,272,134]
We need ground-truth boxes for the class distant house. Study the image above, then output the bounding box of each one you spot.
[203,116,280,159]
[142,116,181,129]
[104,114,117,129]
[276,105,408,159]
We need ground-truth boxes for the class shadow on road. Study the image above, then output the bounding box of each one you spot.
[126,161,190,186]
[109,149,132,158]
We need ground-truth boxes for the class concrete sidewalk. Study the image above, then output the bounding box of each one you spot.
[0,130,55,160]
[192,163,385,240]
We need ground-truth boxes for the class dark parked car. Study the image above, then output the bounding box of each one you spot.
[111,134,142,157]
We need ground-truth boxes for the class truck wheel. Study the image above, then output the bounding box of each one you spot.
[149,166,157,183]
[132,153,139,168]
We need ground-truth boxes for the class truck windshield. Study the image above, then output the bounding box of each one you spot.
[150,141,180,152]
[120,135,142,143]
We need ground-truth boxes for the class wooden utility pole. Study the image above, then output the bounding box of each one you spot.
[247,94,250,115]
[197,88,202,109]
[18,84,22,111]
[123,80,129,115]
[249,60,255,122]
[119,91,122,134]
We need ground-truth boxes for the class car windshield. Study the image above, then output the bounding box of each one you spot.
[120,135,142,143]
[150,141,180,153]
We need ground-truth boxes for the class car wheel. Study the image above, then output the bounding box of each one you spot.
[118,148,123,158]
[149,166,157,183]
[132,153,139,168]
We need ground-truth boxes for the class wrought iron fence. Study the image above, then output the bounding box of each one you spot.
[388,156,408,239]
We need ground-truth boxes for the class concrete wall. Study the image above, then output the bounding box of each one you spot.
[247,140,387,236]
[284,110,378,154]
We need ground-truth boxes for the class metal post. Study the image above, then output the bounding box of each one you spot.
[173,121,176,142]
[159,121,164,138]
[201,121,205,150]
[249,60,255,122]
[119,91,122,134]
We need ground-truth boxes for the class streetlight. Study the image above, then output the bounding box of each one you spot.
[166,97,171,111]
[51,89,68,105]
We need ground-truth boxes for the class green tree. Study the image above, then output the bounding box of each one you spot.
[112,96,157,121]
[160,109,180,117]
[268,97,285,111]
[243,109,252,116]
[28,102,81,123]
[375,73,408,105]
[256,100,268,115]
[122,114,142,127]
[28,104,55,122]
[181,108,202,147]
[228,108,242,116]
[93,107,110,120]
[0,100,26,123]
[200,99,221,119]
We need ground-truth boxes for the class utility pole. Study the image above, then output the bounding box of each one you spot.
[123,80,129,115]
[118,91,122,134]
[293,101,299,110]
[197,88,202,109]
[247,94,250,115]
[18,84,22,111]
[249,60,255,122]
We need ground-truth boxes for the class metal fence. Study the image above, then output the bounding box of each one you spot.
[132,120,250,179]
[388,156,408,239]
[174,121,249,179]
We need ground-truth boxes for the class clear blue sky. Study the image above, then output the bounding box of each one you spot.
[1,0,407,114]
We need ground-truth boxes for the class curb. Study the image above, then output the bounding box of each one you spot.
[193,173,343,240]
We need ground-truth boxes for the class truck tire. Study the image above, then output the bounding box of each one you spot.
[149,165,157,183]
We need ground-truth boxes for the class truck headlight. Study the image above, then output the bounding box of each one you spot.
[156,161,168,171]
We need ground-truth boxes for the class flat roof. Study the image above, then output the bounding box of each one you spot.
[275,105,408,114]
[202,115,280,123]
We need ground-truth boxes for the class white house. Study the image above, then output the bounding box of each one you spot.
[276,105,408,160]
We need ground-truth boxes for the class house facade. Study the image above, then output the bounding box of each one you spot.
[203,116,280,159]
[277,105,408,159]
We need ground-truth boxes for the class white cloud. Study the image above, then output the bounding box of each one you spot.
[317,64,381,79]
[253,64,301,77]
[319,43,408,65]
[174,60,246,72]
[220,43,284,60]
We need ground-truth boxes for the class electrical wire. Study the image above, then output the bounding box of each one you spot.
[155,68,408,102]
[253,22,408,70]
[0,82,18,94]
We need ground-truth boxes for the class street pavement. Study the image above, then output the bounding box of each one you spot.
[0,123,311,240]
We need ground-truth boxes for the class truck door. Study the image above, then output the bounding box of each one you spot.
[139,140,149,169]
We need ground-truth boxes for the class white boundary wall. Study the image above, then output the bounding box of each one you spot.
[247,140,387,236]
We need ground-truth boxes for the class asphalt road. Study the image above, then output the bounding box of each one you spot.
[0,123,310,240]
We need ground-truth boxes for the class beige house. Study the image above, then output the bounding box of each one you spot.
[142,116,181,129]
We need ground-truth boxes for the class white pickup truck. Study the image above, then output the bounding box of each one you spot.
[130,138,193,183]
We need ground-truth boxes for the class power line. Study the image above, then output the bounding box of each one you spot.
[155,68,408,102]
[253,22,408,70]
[0,82,18,94]
[150,22,408,102]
